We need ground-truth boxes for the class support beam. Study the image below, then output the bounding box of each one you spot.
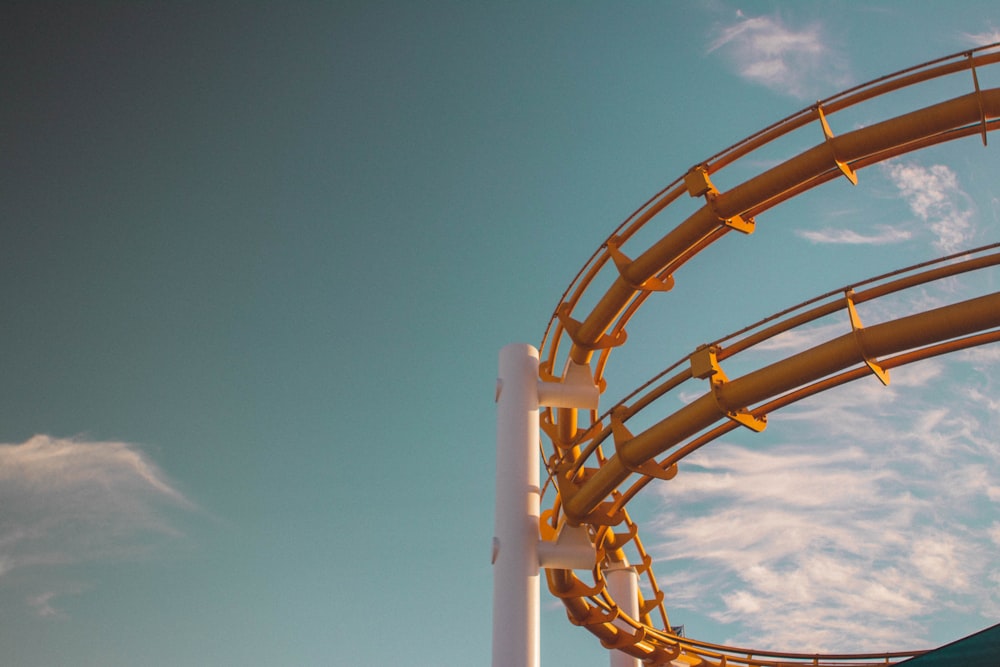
[606,564,641,667]
[493,344,543,667]
[493,344,600,667]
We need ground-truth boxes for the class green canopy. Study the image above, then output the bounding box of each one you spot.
[896,623,1000,666]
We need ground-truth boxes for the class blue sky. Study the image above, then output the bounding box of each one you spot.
[1,2,999,665]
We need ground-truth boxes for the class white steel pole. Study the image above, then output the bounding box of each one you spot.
[492,343,542,667]
[606,564,641,667]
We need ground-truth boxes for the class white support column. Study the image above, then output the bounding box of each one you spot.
[492,345,600,667]
[606,564,642,667]
[493,344,542,667]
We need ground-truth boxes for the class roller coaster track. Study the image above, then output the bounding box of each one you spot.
[535,43,1000,666]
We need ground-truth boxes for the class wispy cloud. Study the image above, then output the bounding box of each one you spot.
[649,355,1000,652]
[882,161,977,253]
[963,28,1000,47]
[795,224,912,245]
[708,11,851,99]
[26,587,86,619]
[959,345,1000,370]
[0,435,194,617]
[26,591,63,619]
[788,165,981,271]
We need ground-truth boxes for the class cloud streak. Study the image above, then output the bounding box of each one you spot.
[882,161,977,253]
[795,225,911,245]
[795,161,978,253]
[963,29,1000,47]
[0,435,194,617]
[708,12,851,99]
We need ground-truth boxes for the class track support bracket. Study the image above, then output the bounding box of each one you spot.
[690,346,767,432]
[684,167,755,234]
[606,237,675,292]
[817,104,859,185]
[557,303,627,352]
[610,406,678,480]
[845,290,890,385]
[968,52,989,146]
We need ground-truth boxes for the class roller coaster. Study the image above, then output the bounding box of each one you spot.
[492,44,1000,666]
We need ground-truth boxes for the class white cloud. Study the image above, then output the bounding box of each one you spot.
[882,161,977,253]
[26,591,63,618]
[963,29,1000,47]
[749,321,845,356]
[647,357,1000,652]
[957,346,1000,369]
[795,225,911,245]
[25,588,87,619]
[708,12,851,99]
[0,435,194,617]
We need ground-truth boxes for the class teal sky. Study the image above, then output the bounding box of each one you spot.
[2,2,999,665]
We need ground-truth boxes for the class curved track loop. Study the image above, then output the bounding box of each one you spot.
[538,44,1000,665]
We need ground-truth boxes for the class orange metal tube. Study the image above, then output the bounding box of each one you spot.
[718,250,1000,359]
[542,48,1000,665]
[564,291,1000,521]
[566,89,1000,367]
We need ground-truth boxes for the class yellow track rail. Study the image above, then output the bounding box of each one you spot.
[537,44,1000,665]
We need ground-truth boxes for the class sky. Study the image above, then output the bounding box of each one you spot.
[1,2,999,666]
